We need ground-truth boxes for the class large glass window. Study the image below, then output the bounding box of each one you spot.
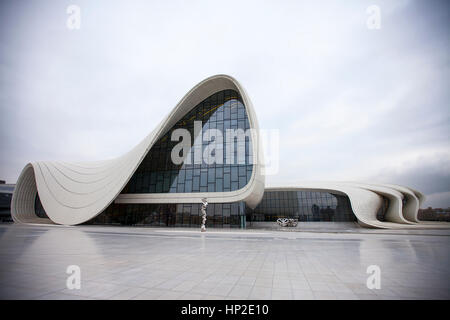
[0,189,13,218]
[87,201,247,228]
[34,193,48,219]
[248,190,357,223]
[122,89,253,194]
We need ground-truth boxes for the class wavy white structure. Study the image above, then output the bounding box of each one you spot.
[11,74,446,229]
[268,182,449,229]
[11,75,265,225]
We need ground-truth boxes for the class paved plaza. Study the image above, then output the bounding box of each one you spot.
[0,223,449,300]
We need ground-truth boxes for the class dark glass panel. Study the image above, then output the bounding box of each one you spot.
[34,193,48,219]
[123,89,253,195]
[249,190,357,223]
[87,201,248,228]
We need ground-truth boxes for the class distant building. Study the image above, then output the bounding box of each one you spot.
[418,207,450,222]
[0,183,14,222]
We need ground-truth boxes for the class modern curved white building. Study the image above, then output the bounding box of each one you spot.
[10,75,447,229]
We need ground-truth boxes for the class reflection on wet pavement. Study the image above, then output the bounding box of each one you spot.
[0,224,449,300]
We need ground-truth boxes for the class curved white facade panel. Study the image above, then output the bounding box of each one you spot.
[374,183,421,223]
[341,182,414,225]
[11,75,265,225]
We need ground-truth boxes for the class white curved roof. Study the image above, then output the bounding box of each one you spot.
[11,75,265,225]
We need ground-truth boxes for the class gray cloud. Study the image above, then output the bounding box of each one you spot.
[366,154,450,195]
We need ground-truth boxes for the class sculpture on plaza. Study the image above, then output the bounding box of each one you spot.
[201,198,208,232]
[277,218,298,227]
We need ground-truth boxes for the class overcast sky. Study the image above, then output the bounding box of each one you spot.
[0,0,449,207]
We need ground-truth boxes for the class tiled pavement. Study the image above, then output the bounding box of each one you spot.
[0,224,449,300]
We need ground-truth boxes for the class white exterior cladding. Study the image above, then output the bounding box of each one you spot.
[10,74,446,229]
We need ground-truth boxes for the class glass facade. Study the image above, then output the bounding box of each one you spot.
[247,190,357,223]
[376,197,389,221]
[86,201,247,228]
[0,192,12,214]
[0,185,14,221]
[34,193,48,219]
[87,89,254,228]
[121,89,253,195]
